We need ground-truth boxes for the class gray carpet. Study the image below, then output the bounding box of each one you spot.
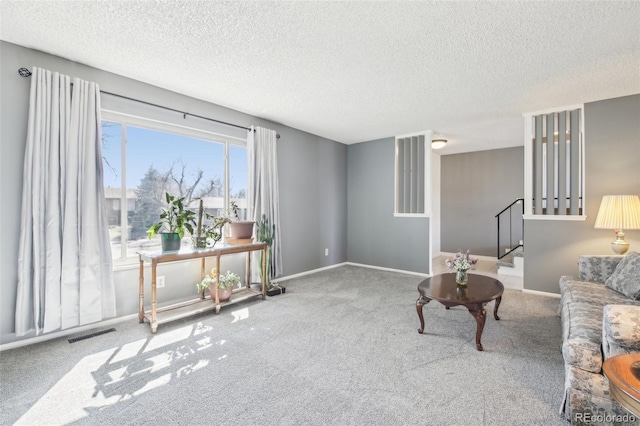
[0,265,566,425]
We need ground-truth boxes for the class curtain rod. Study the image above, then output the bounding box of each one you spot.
[18,67,280,138]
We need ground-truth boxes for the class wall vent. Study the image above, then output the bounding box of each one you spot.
[67,328,116,343]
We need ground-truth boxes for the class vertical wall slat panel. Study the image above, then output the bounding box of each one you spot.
[546,113,555,215]
[403,137,410,213]
[417,135,425,213]
[397,138,405,213]
[557,111,567,215]
[569,109,580,215]
[534,115,543,214]
[411,136,418,213]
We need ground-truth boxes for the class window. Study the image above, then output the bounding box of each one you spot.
[102,112,248,261]
[394,131,431,216]
[523,105,585,219]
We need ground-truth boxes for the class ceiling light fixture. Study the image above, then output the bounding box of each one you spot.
[431,139,447,150]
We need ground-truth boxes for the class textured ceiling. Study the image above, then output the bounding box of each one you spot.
[1,1,639,153]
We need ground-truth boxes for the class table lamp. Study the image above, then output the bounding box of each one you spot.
[594,195,640,254]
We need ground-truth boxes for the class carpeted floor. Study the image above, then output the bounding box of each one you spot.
[0,265,566,425]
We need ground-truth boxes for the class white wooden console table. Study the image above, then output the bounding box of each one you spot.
[137,242,267,333]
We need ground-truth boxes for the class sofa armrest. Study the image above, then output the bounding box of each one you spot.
[578,255,624,284]
[602,304,640,360]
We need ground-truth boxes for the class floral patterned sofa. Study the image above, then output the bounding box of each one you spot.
[559,252,640,425]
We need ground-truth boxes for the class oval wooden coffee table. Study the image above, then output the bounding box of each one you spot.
[416,273,504,351]
[603,353,640,417]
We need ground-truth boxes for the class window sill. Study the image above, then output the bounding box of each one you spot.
[113,258,140,271]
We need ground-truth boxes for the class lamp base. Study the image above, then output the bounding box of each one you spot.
[611,231,629,255]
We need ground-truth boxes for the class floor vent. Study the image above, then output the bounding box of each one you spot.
[68,328,116,343]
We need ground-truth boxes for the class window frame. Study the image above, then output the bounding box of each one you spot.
[101,110,248,266]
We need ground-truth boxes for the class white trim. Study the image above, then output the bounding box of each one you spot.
[523,214,587,221]
[439,252,497,262]
[0,313,139,352]
[393,213,430,218]
[523,288,561,298]
[345,262,430,277]
[272,262,431,282]
[523,115,533,215]
[271,263,348,283]
[580,106,586,215]
[428,214,433,276]
[523,104,584,117]
[119,122,128,259]
[113,258,140,271]
[102,109,247,145]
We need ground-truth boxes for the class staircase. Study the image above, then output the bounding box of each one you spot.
[495,198,524,277]
[497,249,524,277]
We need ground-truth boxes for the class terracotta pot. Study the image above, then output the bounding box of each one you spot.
[228,221,254,239]
[210,285,233,302]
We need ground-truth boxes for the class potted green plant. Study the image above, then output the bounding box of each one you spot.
[226,200,254,242]
[196,269,240,302]
[146,192,197,251]
[256,214,285,296]
[193,199,230,249]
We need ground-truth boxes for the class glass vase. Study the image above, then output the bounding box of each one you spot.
[456,269,468,286]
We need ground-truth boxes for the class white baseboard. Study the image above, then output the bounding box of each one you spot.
[439,252,497,262]
[345,262,429,277]
[0,313,138,352]
[272,262,430,283]
[523,289,561,298]
[271,262,348,283]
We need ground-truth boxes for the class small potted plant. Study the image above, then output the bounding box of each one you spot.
[256,214,285,296]
[226,200,254,242]
[197,268,240,302]
[193,199,230,249]
[147,192,197,251]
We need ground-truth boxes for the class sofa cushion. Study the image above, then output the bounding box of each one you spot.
[560,279,639,310]
[602,304,640,359]
[578,255,624,284]
[562,302,604,373]
[605,251,640,299]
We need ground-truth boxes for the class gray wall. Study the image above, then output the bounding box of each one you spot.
[440,147,524,257]
[0,41,348,345]
[524,94,640,294]
[347,138,430,274]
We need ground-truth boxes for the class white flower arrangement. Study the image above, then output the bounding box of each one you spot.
[446,250,478,272]
[196,269,240,293]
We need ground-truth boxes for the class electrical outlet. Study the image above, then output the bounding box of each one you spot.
[519,240,524,245]
[324,248,329,256]
[157,276,165,288]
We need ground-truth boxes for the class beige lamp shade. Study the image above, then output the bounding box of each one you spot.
[594,195,640,230]
[594,195,640,254]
